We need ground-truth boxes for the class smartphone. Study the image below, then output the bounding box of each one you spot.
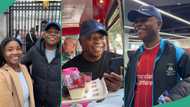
[109,57,123,75]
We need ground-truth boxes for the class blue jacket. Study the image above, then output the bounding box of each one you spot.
[124,39,190,107]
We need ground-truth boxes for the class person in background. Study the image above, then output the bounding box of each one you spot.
[15,30,26,52]
[15,30,22,43]
[22,22,61,107]
[0,37,35,107]
[124,5,190,107]
[40,20,48,38]
[62,20,123,97]
[62,37,77,65]
[26,28,37,52]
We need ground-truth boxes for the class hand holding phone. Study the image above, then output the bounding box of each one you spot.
[109,57,123,75]
[104,72,122,92]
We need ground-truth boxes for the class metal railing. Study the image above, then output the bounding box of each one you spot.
[7,0,61,37]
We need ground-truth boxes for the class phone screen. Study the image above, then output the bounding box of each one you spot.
[109,57,123,75]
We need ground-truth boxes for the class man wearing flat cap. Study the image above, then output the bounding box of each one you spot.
[62,20,123,97]
[124,5,190,107]
[22,22,61,107]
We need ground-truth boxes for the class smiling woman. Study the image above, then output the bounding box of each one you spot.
[1,40,22,68]
[0,37,35,107]
[0,38,23,68]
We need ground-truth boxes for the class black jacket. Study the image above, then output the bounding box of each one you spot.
[124,39,190,107]
[22,39,61,107]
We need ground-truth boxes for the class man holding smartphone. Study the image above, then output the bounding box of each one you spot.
[62,20,123,92]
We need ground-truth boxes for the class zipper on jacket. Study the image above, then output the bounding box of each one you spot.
[152,47,162,106]
[152,61,156,106]
[129,53,141,107]
[129,81,135,107]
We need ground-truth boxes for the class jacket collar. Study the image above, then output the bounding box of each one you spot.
[138,38,165,53]
[36,38,61,62]
[1,64,34,107]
